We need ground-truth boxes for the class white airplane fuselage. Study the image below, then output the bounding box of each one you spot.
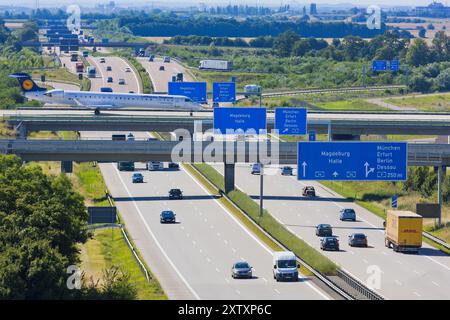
[25,89,201,111]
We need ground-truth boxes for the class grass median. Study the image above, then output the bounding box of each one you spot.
[191,163,338,276]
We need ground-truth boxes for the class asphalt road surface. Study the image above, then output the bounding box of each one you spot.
[211,163,450,300]
[86,130,330,300]
[138,57,194,92]
[87,56,141,93]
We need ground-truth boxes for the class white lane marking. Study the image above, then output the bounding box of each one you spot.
[396,260,403,265]
[381,251,387,255]
[186,233,190,238]
[413,292,421,297]
[395,279,402,285]
[225,278,230,284]
[111,164,200,300]
[232,248,237,253]
[192,240,196,245]
[199,249,203,254]
[224,239,228,245]
[423,255,450,271]
[216,268,220,273]
[217,232,221,237]
[206,258,212,263]
[182,166,330,300]
[413,270,420,275]
[235,289,241,295]
[262,277,268,283]
[432,281,440,287]
[274,289,281,294]
[362,259,368,264]
[210,225,214,229]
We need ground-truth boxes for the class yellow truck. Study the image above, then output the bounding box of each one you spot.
[385,210,422,253]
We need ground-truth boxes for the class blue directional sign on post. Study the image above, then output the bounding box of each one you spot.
[213,107,266,134]
[392,194,398,209]
[372,60,387,72]
[168,82,207,103]
[389,60,399,72]
[213,82,236,103]
[275,108,307,135]
[309,131,316,141]
[297,142,407,181]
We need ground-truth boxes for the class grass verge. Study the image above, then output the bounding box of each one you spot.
[80,228,167,300]
[191,163,338,275]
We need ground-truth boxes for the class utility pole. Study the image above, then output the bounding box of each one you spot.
[259,164,264,217]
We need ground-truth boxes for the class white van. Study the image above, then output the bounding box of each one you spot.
[273,251,299,282]
[147,161,163,171]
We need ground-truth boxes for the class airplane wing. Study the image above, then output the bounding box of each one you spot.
[72,98,114,109]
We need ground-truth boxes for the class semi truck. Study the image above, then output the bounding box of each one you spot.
[385,210,423,253]
[199,59,232,71]
[87,66,96,78]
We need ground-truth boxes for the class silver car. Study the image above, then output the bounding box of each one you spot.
[231,261,253,279]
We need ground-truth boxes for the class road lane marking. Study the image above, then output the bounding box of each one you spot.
[274,289,281,294]
[235,289,241,295]
[181,166,331,300]
[413,292,421,297]
[394,280,402,285]
[432,281,440,287]
[216,268,220,273]
[112,164,200,300]
[224,239,228,245]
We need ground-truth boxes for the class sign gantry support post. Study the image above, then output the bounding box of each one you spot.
[259,164,264,217]
[438,165,443,227]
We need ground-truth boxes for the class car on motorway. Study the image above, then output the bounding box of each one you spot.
[302,186,316,197]
[251,163,261,175]
[320,237,340,251]
[168,188,183,200]
[132,172,144,183]
[118,78,126,85]
[100,87,113,92]
[106,65,112,71]
[160,210,176,223]
[107,76,113,83]
[148,55,154,62]
[281,166,293,176]
[168,162,180,170]
[147,161,163,171]
[316,224,333,237]
[126,133,135,141]
[128,91,134,93]
[231,261,253,279]
[273,251,299,282]
[348,233,368,247]
[99,57,106,63]
[125,67,131,72]
[159,65,165,71]
[163,56,171,63]
[340,208,356,221]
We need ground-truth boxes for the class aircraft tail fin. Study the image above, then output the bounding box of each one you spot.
[9,73,47,93]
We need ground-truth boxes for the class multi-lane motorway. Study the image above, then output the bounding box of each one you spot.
[210,163,450,300]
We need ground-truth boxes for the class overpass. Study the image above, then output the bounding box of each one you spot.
[6,111,450,139]
[21,41,152,49]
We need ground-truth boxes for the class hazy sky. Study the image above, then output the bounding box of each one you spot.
[1,0,441,8]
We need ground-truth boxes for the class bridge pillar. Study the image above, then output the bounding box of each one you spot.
[224,163,235,194]
[16,123,27,140]
[331,134,360,141]
[61,161,73,174]
[437,166,445,226]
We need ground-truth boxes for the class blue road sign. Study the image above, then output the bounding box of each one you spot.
[309,131,316,141]
[168,82,207,103]
[372,60,387,72]
[297,142,407,181]
[275,108,307,135]
[213,107,266,134]
[231,76,237,83]
[213,82,236,103]
[392,194,398,209]
[389,59,399,72]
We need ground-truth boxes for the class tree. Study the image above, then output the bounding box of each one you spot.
[406,38,431,67]
[435,68,450,91]
[418,27,426,38]
[409,74,433,93]
[272,31,300,57]
[431,31,450,62]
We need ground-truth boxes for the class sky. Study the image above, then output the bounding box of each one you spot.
[0,0,441,8]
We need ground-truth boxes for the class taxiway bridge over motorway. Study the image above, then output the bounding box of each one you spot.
[5,110,450,137]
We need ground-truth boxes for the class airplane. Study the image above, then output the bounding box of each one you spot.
[9,73,201,115]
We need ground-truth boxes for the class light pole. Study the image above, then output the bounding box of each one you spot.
[259,163,264,217]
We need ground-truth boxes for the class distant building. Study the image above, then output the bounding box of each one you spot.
[310,3,318,15]
[415,2,450,18]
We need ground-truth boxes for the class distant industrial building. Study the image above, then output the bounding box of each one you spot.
[310,3,318,15]
[415,2,450,18]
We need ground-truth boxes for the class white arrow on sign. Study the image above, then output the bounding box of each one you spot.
[302,161,307,177]
[364,162,375,178]
[332,171,339,178]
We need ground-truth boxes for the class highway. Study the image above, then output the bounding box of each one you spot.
[86,56,141,93]
[210,163,450,300]
[82,132,330,300]
[138,57,193,92]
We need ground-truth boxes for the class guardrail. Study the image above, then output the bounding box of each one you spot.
[188,163,361,300]
[423,231,450,250]
[105,190,151,282]
[336,269,384,300]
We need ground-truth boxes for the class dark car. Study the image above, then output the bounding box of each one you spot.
[348,233,368,247]
[168,162,180,170]
[160,210,176,223]
[99,57,106,63]
[169,188,183,200]
[107,76,113,83]
[231,261,253,279]
[251,163,261,175]
[320,237,340,251]
[302,186,316,197]
[106,66,112,71]
[159,65,165,71]
[316,224,333,237]
[132,173,143,183]
[281,166,293,176]
[340,208,356,221]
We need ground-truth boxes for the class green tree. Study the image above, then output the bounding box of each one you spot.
[273,31,300,57]
[406,38,431,67]
[435,68,450,91]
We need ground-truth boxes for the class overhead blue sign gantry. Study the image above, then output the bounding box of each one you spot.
[212,82,236,103]
[213,107,267,134]
[297,142,407,181]
[275,108,307,135]
[168,82,207,103]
